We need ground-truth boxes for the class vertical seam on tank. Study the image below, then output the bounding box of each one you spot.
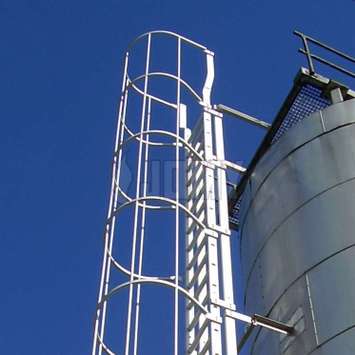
[319,110,326,132]
[243,175,355,305]
[305,273,319,346]
[249,243,355,353]
[306,324,355,355]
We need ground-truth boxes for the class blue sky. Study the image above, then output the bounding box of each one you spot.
[0,0,354,354]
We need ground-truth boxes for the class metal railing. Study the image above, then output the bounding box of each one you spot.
[294,30,355,78]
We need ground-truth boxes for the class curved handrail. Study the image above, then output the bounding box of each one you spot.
[123,124,174,147]
[97,278,209,316]
[106,247,174,280]
[109,196,206,230]
[117,129,205,163]
[127,79,178,109]
[126,30,207,53]
[112,183,176,210]
[129,72,202,103]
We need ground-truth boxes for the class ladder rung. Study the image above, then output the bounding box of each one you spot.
[195,274,208,299]
[198,339,210,355]
[187,255,207,289]
[188,320,210,354]
[186,240,207,270]
[186,225,204,246]
[192,198,205,220]
[187,179,204,201]
[187,308,203,331]
[186,164,204,186]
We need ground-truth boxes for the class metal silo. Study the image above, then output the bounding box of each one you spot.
[229,33,355,354]
[239,97,355,354]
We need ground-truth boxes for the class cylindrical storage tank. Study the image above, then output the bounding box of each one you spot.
[239,98,355,354]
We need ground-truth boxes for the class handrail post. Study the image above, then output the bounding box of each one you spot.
[295,31,315,75]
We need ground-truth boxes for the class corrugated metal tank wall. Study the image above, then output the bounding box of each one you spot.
[239,98,355,354]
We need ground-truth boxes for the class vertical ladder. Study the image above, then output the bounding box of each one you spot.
[184,79,238,354]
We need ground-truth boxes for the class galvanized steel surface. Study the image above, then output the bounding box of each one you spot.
[239,99,355,354]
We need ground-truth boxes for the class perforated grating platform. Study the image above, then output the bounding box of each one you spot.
[271,84,330,144]
[229,82,331,229]
[229,197,242,230]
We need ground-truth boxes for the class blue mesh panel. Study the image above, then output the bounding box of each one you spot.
[230,83,331,229]
[230,196,241,228]
[271,84,330,144]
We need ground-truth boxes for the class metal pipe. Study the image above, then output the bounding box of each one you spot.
[299,49,355,78]
[216,104,270,129]
[294,30,355,63]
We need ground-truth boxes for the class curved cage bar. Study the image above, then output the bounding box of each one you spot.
[129,72,203,102]
[126,30,208,53]
[92,31,238,355]
[117,129,206,158]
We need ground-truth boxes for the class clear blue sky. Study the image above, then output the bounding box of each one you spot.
[0,0,354,354]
